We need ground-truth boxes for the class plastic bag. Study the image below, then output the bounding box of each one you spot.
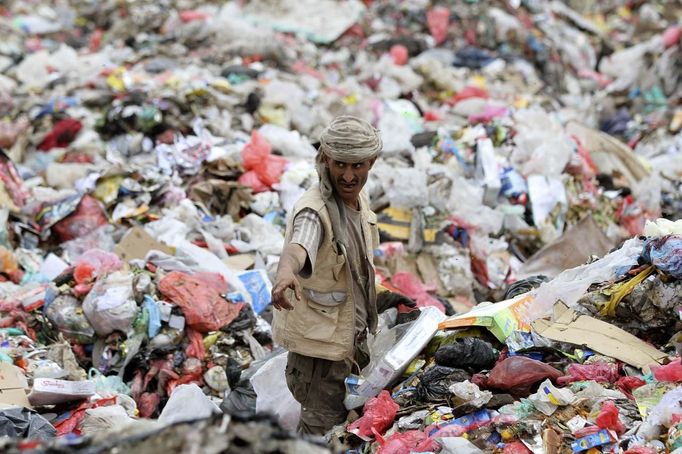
[82,271,138,336]
[391,271,445,312]
[258,124,316,159]
[449,380,493,408]
[240,130,287,189]
[80,405,137,437]
[0,407,56,439]
[158,384,221,425]
[426,7,449,45]
[653,359,682,382]
[158,271,244,332]
[483,356,562,396]
[527,379,575,416]
[73,249,123,284]
[347,390,400,441]
[377,430,440,454]
[557,362,619,386]
[642,236,682,279]
[52,195,108,243]
[528,238,644,322]
[595,401,625,435]
[416,365,470,402]
[615,376,646,399]
[38,118,82,151]
[438,437,484,453]
[435,338,497,371]
[45,294,96,343]
[250,351,301,432]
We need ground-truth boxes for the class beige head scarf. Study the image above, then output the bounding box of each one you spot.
[316,115,382,200]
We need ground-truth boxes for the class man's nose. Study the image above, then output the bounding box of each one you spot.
[341,168,355,182]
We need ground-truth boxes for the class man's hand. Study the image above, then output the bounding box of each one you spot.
[271,271,302,311]
[376,291,417,313]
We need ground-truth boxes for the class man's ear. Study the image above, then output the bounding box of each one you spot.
[369,156,377,168]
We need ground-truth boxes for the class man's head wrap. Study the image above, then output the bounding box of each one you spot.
[316,115,382,200]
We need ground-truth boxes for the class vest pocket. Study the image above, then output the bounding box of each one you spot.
[292,299,340,342]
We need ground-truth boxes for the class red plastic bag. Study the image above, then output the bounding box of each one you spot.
[484,356,562,396]
[426,7,449,45]
[377,430,439,454]
[185,327,206,360]
[52,195,108,242]
[159,271,244,332]
[652,358,682,382]
[616,376,646,399]
[451,86,489,105]
[595,401,625,435]
[241,131,272,169]
[557,362,620,386]
[38,118,82,151]
[347,390,399,441]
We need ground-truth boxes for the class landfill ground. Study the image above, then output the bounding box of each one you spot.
[0,0,681,453]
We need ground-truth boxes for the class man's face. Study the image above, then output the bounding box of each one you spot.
[324,155,376,206]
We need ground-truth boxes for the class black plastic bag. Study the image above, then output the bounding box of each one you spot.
[416,365,470,402]
[434,338,497,371]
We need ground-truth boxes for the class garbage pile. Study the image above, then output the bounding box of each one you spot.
[334,217,682,453]
[0,0,679,451]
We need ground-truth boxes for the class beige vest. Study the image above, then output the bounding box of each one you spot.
[272,186,379,361]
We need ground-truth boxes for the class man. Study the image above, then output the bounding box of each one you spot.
[271,116,411,435]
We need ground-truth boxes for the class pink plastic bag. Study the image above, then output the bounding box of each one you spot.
[347,390,399,441]
[652,358,682,382]
[483,356,562,396]
[389,45,409,65]
[74,249,123,284]
[390,272,445,312]
[377,430,439,454]
[240,131,287,189]
[426,7,449,45]
[557,362,620,386]
[595,401,625,435]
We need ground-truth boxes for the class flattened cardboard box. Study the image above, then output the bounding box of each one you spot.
[532,302,667,371]
[0,362,30,408]
[115,227,175,262]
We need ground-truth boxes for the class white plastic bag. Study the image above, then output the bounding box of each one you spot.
[82,272,138,336]
[527,238,644,322]
[250,351,301,432]
[158,384,221,425]
[527,379,575,416]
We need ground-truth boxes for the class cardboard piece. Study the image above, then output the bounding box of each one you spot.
[439,294,535,342]
[28,378,95,406]
[517,216,615,279]
[532,302,668,370]
[114,227,175,262]
[0,363,30,408]
[222,253,256,271]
